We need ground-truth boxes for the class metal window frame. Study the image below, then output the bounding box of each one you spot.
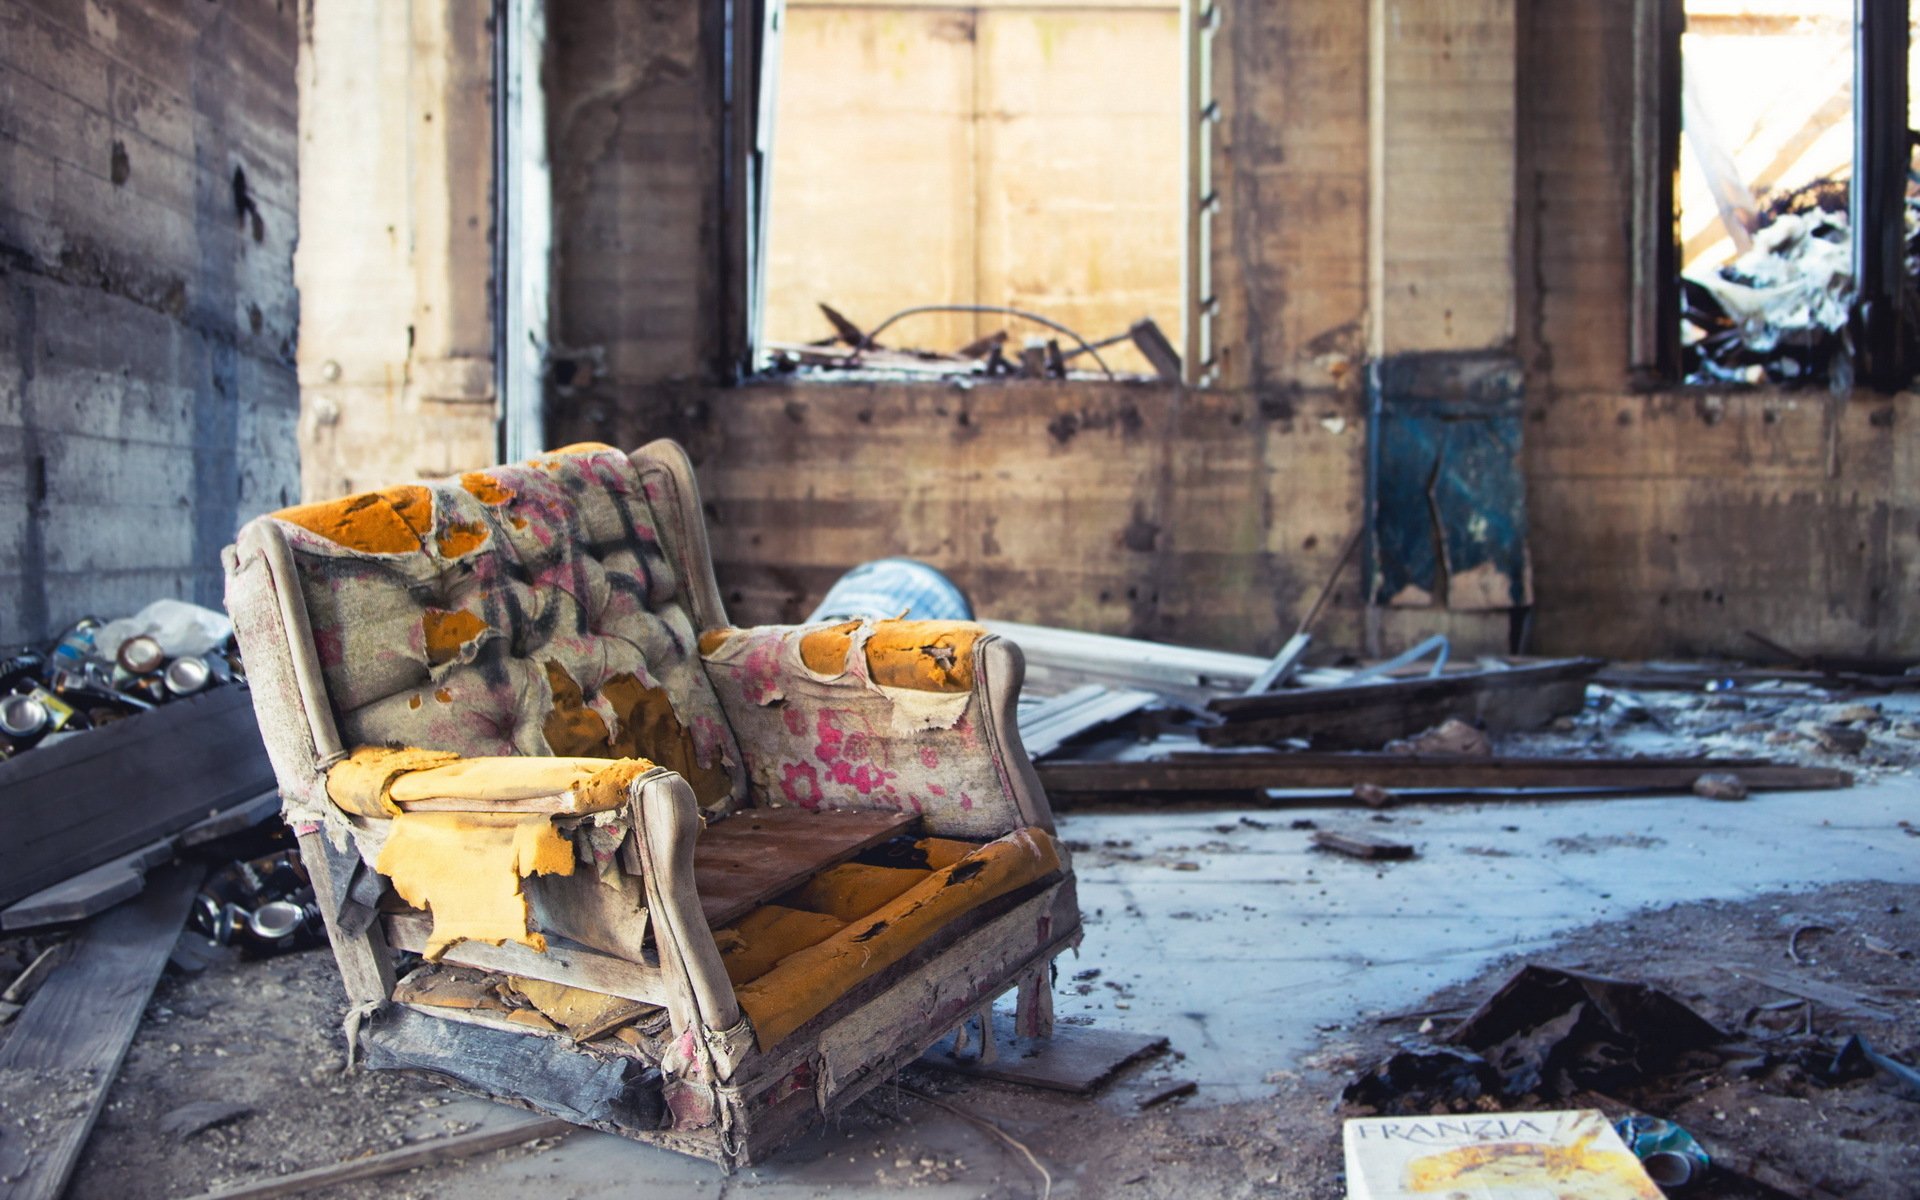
[494,0,552,459]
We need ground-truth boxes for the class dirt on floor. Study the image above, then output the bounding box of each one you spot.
[5,880,1916,1198]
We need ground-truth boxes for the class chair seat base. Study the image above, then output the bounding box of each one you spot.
[360,878,1079,1169]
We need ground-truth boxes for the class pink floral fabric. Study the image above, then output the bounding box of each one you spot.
[700,622,1025,839]
[262,448,746,815]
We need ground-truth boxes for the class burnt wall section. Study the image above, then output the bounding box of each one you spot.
[0,0,299,645]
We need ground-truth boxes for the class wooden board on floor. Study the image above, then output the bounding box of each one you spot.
[182,1114,575,1200]
[1037,754,1852,797]
[0,862,202,1200]
[1202,658,1602,749]
[0,839,174,930]
[695,807,918,928]
[0,686,275,907]
[920,1010,1167,1094]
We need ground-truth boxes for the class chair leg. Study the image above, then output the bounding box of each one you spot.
[975,1004,998,1064]
[1013,964,1054,1039]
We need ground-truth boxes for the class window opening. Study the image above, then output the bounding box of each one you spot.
[753,0,1191,382]
[1678,1,1856,388]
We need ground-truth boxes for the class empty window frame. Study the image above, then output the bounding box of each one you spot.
[722,0,1220,383]
[1633,0,1912,390]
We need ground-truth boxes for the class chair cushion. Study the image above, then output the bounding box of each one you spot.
[726,827,1063,1050]
[267,446,744,813]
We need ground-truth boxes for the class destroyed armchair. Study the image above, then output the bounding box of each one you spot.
[221,441,1078,1166]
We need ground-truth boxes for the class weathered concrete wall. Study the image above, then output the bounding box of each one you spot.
[1517,2,1919,660]
[0,0,300,646]
[547,0,719,393]
[547,0,1919,661]
[295,0,498,499]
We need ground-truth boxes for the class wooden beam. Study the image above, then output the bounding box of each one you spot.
[182,1115,576,1200]
[384,914,670,1005]
[0,863,202,1200]
[1312,829,1416,860]
[0,686,275,908]
[1037,753,1852,797]
[1203,658,1602,749]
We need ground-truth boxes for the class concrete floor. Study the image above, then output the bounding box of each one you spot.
[390,777,1920,1196]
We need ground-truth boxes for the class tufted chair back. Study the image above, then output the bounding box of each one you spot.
[253,444,745,814]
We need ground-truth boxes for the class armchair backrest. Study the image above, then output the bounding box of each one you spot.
[224,442,746,820]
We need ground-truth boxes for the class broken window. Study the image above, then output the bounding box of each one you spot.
[1663,0,1913,390]
[745,0,1194,381]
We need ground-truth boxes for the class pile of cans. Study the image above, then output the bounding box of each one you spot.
[191,847,326,955]
[0,615,245,759]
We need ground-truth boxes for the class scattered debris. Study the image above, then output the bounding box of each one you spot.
[1691,771,1749,801]
[1830,1035,1920,1101]
[0,601,245,760]
[1203,659,1601,750]
[1385,717,1492,757]
[1134,1080,1197,1109]
[1350,782,1394,809]
[1343,966,1726,1115]
[921,1011,1167,1094]
[1311,830,1416,862]
[159,1100,255,1143]
[769,301,1182,383]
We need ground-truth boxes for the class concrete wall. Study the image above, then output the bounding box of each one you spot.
[0,0,300,646]
[542,0,1916,662]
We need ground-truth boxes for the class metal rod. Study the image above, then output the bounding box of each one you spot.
[849,305,1117,378]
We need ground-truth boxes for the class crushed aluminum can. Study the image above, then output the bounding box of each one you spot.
[1,687,74,736]
[163,655,212,696]
[117,634,167,675]
[0,692,49,738]
[1614,1115,1710,1188]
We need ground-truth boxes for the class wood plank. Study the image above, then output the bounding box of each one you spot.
[0,837,174,930]
[1201,659,1603,749]
[0,686,275,907]
[1726,965,1898,1023]
[176,789,282,847]
[383,914,669,1006]
[987,620,1269,703]
[0,862,202,1200]
[920,1010,1166,1093]
[180,1114,575,1200]
[1018,686,1157,760]
[1037,754,1852,797]
[695,807,918,929]
[1311,829,1416,860]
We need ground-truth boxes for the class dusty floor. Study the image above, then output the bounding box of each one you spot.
[17,766,1912,1200]
[46,880,1920,1200]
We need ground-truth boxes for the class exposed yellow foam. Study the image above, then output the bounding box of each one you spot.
[376,811,577,959]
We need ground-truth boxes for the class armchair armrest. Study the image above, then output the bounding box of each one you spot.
[697,619,1056,838]
[325,746,651,817]
[319,746,743,1052]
